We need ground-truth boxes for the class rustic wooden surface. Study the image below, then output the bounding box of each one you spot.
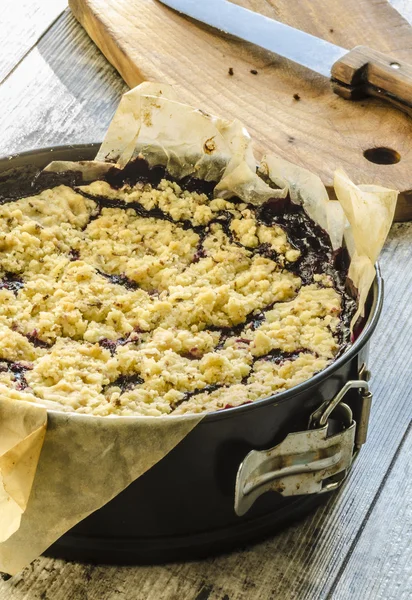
[0,1,411,598]
[68,0,412,220]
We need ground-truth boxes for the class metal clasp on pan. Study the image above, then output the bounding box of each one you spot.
[234,379,372,516]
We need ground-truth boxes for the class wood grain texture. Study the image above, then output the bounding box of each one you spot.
[0,10,126,157]
[329,424,412,600]
[0,2,411,599]
[68,0,412,219]
[0,0,67,83]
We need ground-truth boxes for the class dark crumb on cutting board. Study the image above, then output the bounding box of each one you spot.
[0,572,12,581]
[293,93,301,101]
[228,67,234,76]
[250,69,258,75]
[330,28,334,33]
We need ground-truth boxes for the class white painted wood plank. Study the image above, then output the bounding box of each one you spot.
[392,0,412,24]
[0,0,67,83]
[329,425,412,600]
[0,10,127,158]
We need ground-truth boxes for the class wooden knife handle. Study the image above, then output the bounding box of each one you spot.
[331,46,412,115]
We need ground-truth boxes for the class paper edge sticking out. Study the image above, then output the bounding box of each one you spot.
[0,399,47,544]
[334,168,398,325]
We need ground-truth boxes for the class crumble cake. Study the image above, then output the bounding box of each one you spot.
[0,161,356,416]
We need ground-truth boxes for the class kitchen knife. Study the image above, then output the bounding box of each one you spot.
[158,0,412,114]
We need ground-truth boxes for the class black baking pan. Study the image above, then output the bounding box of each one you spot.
[0,145,383,564]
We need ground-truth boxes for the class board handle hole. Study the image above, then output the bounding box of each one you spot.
[363,147,401,165]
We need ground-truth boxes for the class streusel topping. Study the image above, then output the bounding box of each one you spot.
[0,170,354,416]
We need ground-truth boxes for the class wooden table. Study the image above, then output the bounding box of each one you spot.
[0,2,411,598]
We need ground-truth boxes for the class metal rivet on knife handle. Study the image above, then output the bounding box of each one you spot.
[331,45,412,116]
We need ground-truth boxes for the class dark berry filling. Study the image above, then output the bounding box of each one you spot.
[96,270,140,291]
[24,330,51,349]
[69,249,80,261]
[0,360,31,390]
[106,374,144,393]
[0,272,24,295]
[98,336,133,355]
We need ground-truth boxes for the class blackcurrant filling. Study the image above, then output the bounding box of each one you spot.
[98,337,133,355]
[96,270,140,291]
[104,374,144,394]
[0,272,24,295]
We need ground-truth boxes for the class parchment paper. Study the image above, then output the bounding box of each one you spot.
[334,168,398,325]
[0,399,46,544]
[0,82,398,575]
[0,405,201,575]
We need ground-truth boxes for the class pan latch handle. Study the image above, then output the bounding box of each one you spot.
[234,379,372,517]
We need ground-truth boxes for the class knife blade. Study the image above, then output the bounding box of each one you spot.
[158,0,412,114]
[159,0,346,77]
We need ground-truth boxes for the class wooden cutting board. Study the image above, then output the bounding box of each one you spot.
[70,0,412,220]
